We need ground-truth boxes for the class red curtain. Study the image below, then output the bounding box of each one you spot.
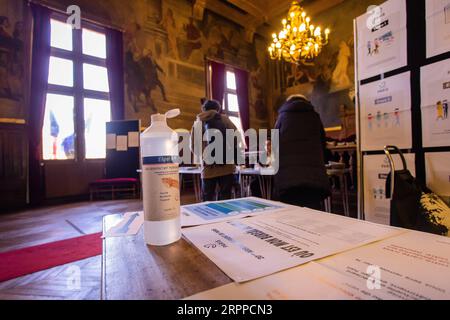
[209,61,226,107]
[106,28,125,121]
[234,68,250,133]
[28,4,52,205]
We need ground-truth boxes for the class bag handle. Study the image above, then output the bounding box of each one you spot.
[383,145,407,199]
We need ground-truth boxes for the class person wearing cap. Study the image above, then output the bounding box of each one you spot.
[274,94,331,210]
[191,99,238,201]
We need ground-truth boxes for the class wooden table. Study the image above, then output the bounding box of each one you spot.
[101,214,231,300]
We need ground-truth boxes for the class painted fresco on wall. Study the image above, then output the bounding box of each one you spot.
[0,0,24,106]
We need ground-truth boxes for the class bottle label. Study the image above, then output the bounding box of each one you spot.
[142,156,180,222]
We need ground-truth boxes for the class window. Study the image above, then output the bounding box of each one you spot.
[42,16,111,160]
[224,70,245,146]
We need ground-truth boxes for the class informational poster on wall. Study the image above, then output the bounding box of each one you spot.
[360,72,412,151]
[426,0,450,58]
[356,0,407,80]
[425,152,450,198]
[421,59,450,147]
[363,153,415,225]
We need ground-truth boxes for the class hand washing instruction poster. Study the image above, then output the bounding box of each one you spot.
[356,0,407,80]
[363,153,415,225]
[426,0,450,58]
[421,59,450,147]
[360,72,412,151]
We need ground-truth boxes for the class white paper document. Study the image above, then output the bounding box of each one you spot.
[185,262,377,300]
[103,212,144,238]
[188,231,450,300]
[182,208,405,282]
[128,131,140,148]
[116,135,128,151]
[426,0,450,58]
[421,59,450,147]
[359,72,412,151]
[316,231,450,300]
[356,0,407,80]
[181,197,291,227]
[426,152,450,197]
[106,134,116,150]
[363,153,415,225]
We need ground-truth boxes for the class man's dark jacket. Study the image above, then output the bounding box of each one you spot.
[274,97,331,198]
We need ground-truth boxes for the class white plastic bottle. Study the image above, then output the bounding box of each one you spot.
[141,109,181,246]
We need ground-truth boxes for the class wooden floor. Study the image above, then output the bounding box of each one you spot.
[0,188,356,300]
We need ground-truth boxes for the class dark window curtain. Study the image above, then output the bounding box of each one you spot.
[106,28,125,120]
[234,68,250,133]
[28,4,51,205]
[209,61,226,105]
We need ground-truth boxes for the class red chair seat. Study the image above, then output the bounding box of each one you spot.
[90,178,138,186]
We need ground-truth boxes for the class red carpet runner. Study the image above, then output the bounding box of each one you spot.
[0,233,102,283]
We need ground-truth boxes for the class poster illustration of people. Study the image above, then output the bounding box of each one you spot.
[426,0,450,58]
[359,71,412,151]
[356,0,407,80]
[421,58,450,148]
[363,153,415,225]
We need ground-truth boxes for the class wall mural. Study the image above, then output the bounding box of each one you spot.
[120,0,266,128]
[0,0,24,107]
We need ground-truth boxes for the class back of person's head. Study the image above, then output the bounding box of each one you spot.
[286,94,308,102]
[202,99,222,112]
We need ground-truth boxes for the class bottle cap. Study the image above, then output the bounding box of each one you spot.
[151,114,165,123]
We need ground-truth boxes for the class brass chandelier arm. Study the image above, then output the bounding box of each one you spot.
[268,1,330,64]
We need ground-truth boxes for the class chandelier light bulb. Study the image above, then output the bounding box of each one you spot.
[268,3,330,63]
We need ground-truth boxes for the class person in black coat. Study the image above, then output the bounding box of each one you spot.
[274,94,331,210]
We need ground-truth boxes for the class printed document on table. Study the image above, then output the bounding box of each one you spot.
[182,208,405,282]
[181,197,292,227]
[316,231,450,300]
[185,262,375,300]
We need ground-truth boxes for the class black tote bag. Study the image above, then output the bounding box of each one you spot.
[384,146,450,236]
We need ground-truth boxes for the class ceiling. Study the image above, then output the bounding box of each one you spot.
[194,0,345,41]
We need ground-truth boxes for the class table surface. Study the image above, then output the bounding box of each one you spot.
[101,214,232,300]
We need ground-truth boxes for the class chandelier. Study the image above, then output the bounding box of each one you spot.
[268,1,330,64]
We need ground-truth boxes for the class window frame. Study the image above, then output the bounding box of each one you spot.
[223,68,240,119]
[43,12,111,162]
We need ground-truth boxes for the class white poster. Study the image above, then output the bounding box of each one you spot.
[182,208,403,283]
[426,0,450,58]
[363,153,415,225]
[360,72,412,151]
[421,59,450,147]
[317,231,450,299]
[356,0,407,80]
[426,152,450,197]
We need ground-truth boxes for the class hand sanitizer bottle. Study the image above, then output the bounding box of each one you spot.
[141,109,181,246]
